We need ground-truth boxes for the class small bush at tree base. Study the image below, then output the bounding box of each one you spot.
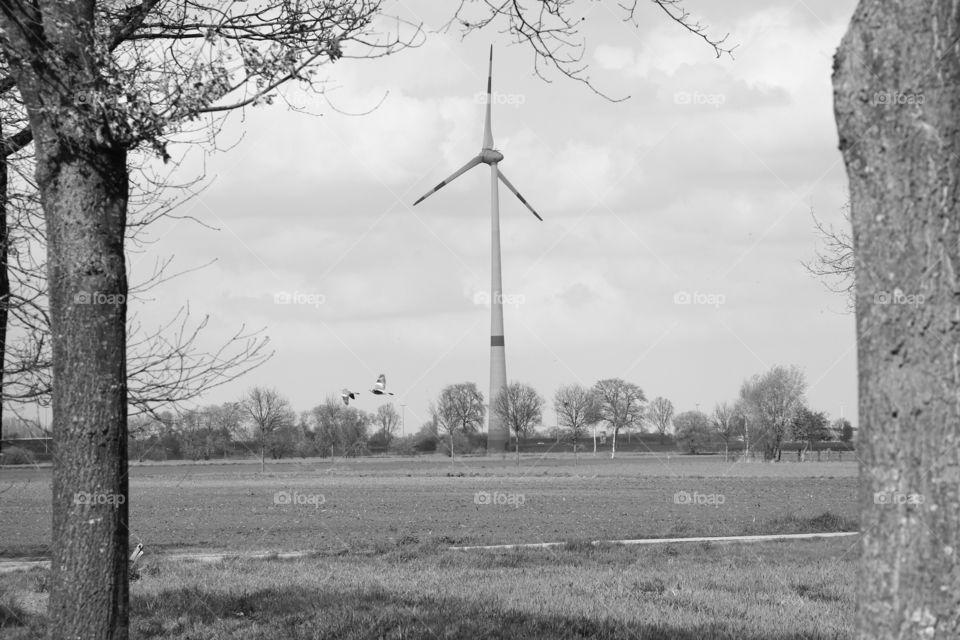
[0,447,36,466]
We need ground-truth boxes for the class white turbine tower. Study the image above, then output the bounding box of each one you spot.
[413,46,542,455]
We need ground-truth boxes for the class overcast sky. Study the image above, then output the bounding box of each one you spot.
[134,0,859,434]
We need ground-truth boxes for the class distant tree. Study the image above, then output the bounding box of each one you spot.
[592,378,646,458]
[432,382,485,461]
[674,410,714,454]
[152,411,181,461]
[178,408,216,461]
[309,398,370,457]
[127,414,160,463]
[207,402,244,459]
[711,401,741,458]
[647,397,675,442]
[493,382,545,466]
[835,417,854,444]
[373,404,401,451]
[241,387,295,472]
[738,365,806,461]
[554,384,600,456]
[418,417,438,437]
[791,405,831,460]
[732,398,751,458]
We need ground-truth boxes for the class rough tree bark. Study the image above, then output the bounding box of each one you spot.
[43,128,130,640]
[1,4,131,638]
[834,2,960,638]
[0,122,7,451]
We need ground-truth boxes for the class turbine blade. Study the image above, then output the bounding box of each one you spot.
[482,45,494,150]
[497,169,543,221]
[413,155,483,205]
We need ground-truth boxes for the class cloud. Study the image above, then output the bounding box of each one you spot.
[131,1,858,429]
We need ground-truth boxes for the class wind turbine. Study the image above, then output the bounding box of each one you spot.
[413,46,542,455]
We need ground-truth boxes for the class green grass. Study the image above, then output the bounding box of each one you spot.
[1,537,857,639]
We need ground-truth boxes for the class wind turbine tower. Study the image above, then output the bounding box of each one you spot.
[413,46,542,454]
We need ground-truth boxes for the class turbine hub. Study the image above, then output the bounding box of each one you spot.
[480,149,504,164]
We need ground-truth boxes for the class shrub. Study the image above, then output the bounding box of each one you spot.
[389,435,420,456]
[0,588,28,628]
[414,433,438,453]
[0,446,36,466]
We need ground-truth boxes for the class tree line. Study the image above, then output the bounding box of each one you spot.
[100,365,853,468]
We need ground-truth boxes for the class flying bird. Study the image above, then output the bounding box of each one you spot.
[370,374,394,396]
[341,388,359,405]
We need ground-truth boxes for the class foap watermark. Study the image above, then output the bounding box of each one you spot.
[474,291,525,307]
[674,490,725,507]
[873,289,924,307]
[674,91,726,108]
[474,490,525,508]
[74,291,126,306]
[674,290,725,308]
[474,91,526,108]
[274,490,325,508]
[74,491,125,507]
[274,291,325,308]
[871,91,924,106]
[874,491,925,506]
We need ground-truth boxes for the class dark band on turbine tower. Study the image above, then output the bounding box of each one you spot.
[491,335,505,347]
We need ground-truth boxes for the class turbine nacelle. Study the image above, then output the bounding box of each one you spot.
[411,48,541,221]
[480,149,504,164]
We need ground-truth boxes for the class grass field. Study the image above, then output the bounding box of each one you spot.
[0,454,861,639]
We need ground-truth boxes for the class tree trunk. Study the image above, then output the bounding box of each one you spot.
[610,429,617,459]
[835,3,960,637]
[0,139,7,456]
[0,4,132,635]
[37,134,130,638]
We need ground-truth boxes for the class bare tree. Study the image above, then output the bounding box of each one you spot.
[711,401,742,460]
[801,206,854,311]
[0,123,272,422]
[647,396,675,443]
[450,0,734,99]
[554,383,600,457]
[493,381,544,466]
[0,4,419,634]
[241,387,295,473]
[674,410,714,454]
[592,378,646,459]
[373,403,400,450]
[738,366,806,461]
[432,382,485,462]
